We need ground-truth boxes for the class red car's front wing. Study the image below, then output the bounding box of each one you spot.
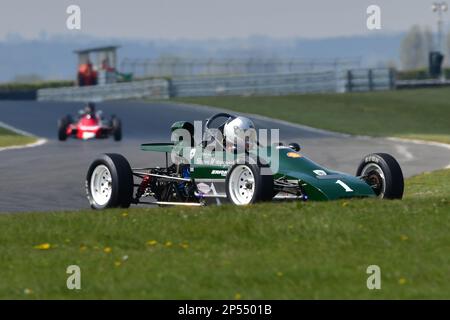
[67,124,113,140]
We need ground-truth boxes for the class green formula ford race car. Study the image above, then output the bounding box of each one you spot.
[85,113,404,209]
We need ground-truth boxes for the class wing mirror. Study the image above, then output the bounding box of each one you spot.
[289,142,301,152]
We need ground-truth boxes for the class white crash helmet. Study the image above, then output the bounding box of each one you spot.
[223,116,257,148]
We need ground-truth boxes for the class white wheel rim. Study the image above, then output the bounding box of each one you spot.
[90,165,113,206]
[228,165,255,205]
[361,163,386,197]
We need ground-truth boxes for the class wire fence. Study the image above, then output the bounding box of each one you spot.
[120,58,362,79]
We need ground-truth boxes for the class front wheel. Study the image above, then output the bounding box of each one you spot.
[225,163,273,205]
[357,153,404,199]
[112,117,122,141]
[57,116,69,141]
[86,153,134,209]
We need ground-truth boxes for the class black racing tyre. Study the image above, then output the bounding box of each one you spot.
[57,116,69,141]
[86,153,134,209]
[356,153,404,199]
[66,114,74,124]
[112,117,122,141]
[225,163,274,205]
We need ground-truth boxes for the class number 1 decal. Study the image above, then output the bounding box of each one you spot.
[336,180,353,192]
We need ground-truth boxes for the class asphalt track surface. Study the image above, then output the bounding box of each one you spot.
[1,100,449,213]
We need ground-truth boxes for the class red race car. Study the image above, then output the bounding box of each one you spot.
[58,103,122,141]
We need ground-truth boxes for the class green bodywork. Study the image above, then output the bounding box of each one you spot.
[140,142,376,201]
[141,142,174,153]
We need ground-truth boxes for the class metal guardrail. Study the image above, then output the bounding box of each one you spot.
[171,68,394,96]
[396,78,450,89]
[37,68,393,101]
[37,79,169,102]
[344,68,395,92]
[171,71,340,97]
[0,89,36,100]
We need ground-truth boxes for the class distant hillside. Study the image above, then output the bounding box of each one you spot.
[0,33,403,83]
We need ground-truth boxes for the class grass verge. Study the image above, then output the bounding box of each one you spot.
[0,126,37,148]
[0,169,448,299]
[176,88,450,144]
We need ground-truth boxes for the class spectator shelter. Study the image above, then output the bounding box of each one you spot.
[74,46,120,86]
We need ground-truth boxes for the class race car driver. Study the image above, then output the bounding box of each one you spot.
[81,102,96,117]
[223,116,257,153]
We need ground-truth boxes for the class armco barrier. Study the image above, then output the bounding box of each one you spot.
[170,72,339,97]
[345,68,395,92]
[36,69,394,101]
[396,78,450,89]
[37,79,169,102]
[0,89,37,100]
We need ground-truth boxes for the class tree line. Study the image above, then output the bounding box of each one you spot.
[400,25,450,70]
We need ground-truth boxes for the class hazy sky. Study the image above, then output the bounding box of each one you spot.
[0,0,446,40]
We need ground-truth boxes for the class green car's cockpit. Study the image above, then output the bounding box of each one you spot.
[170,113,258,154]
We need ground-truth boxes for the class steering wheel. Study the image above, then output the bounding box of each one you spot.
[204,113,236,132]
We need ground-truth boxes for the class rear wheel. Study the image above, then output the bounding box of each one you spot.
[112,116,122,141]
[357,153,404,199]
[225,163,273,205]
[86,153,134,209]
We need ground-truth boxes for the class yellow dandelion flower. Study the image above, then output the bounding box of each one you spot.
[34,243,51,250]
[180,242,189,249]
[147,240,158,246]
[165,241,173,247]
[400,235,408,241]
[103,247,112,253]
[23,288,33,295]
[121,212,128,217]
[398,278,407,285]
[342,202,349,207]
[234,293,241,300]
[114,261,122,267]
